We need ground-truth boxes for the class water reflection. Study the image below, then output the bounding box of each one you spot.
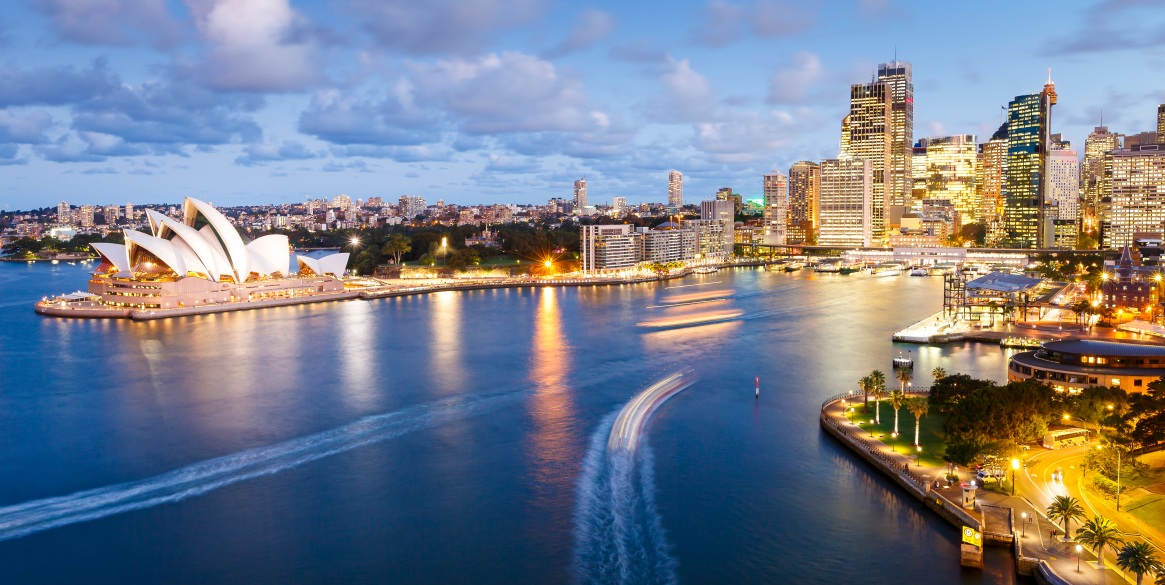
[527,288,577,508]
[429,291,466,394]
[339,302,375,407]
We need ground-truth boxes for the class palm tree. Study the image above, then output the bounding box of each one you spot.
[895,366,913,394]
[1075,515,1125,569]
[871,386,887,424]
[908,398,928,446]
[931,367,946,381]
[870,370,886,397]
[1116,542,1165,585]
[858,375,871,410]
[890,389,906,435]
[1046,495,1086,539]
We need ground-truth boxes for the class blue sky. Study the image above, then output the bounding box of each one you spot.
[1,0,1163,210]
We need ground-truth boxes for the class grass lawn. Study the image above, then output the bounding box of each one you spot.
[1122,450,1165,489]
[843,400,949,468]
[1127,495,1165,527]
[477,256,523,267]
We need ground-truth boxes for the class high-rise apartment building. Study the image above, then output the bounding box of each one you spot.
[818,158,873,247]
[573,177,588,211]
[580,224,639,273]
[668,171,683,207]
[399,195,426,219]
[877,61,914,211]
[1108,144,1165,248]
[125,203,134,221]
[845,79,891,242]
[103,204,120,225]
[839,115,851,156]
[715,187,742,214]
[79,205,95,227]
[762,172,789,246]
[788,161,820,244]
[1002,75,1056,248]
[700,199,735,255]
[921,134,979,222]
[1158,104,1164,139]
[612,196,626,215]
[1046,148,1080,222]
[57,201,70,224]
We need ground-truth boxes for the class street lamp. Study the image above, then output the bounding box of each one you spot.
[1021,512,1027,537]
[915,445,922,467]
[1011,458,1020,496]
[1076,544,1083,572]
[847,407,854,424]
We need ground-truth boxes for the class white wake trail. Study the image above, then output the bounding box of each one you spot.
[0,392,516,542]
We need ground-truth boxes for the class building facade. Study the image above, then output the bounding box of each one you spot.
[699,199,735,256]
[818,158,873,247]
[1083,125,1122,246]
[1046,148,1080,223]
[762,171,789,246]
[668,171,683,208]
[845,81,891,243]
[580,224,639,273]
[573,178,588,211]
[1002,80,1056,249]
[788,161,820,244]
[1108,144,1165,248]
[877,61,914,212]
[921,134,978,221]
[1008,340,1165,394]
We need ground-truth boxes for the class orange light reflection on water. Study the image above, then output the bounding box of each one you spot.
[526,287,577,529]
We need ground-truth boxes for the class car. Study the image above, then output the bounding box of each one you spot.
[1051,468,1064,482]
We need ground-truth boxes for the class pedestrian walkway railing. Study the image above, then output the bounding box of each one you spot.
[819,407,929,489]
[820,388,931,412]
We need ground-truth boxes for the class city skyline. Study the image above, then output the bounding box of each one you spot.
[0,1,1164,210]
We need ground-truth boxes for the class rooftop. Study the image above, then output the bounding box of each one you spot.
[966,271,1043,293]
[1042,339,1165,358]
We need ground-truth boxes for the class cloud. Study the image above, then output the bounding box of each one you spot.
[650,56,716,123]
[0,144,27,165]
[81,166,119,175]
[482,152,541,173]
[0,60,118,107]
[37,136,106,162]
[691,1,814,46]
[31,0,186,48]
[321,159,373,172]
[298,86,438,145]
[925,121,945,136]
[608,40,669,64]
[541,9,615,58]
[184,0,321,92]
[1051,0,1165,54]
[0,110,56,143]
[767,51,824,104]
[351,0,544,56]
[235,140,319,166]
[407,51,612,135]
[329,144,453,162]
[693,110,802,164]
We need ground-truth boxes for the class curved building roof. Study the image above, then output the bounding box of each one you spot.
[1042,339,1165,358]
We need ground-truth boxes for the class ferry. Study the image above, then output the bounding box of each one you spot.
[763,261,787,271]
[909,267,928,277]
[892,353,914,369]
[814,261,841,273]
[871,262,904,276]
[693,266,718,275]
[839,263,862,275]
[784,261,805,272]
[927,263,956,276]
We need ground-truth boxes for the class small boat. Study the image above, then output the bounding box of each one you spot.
[51,259,59,265]
[694,266,718,274]
[815,262,841,273]
[839,263,862,275]
[909,267,927,276]
[871,262,903,276]
[764,261,788,271]
[892,354,913,369]
[784,262,805,272]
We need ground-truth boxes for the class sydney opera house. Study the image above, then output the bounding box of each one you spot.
[78,197,350,311]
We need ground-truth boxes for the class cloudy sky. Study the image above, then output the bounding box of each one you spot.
[1,0,1163,210]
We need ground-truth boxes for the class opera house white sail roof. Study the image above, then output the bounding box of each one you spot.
[92,197,349,282]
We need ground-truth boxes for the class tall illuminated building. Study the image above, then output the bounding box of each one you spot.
[57,201,70,224]
[978,124,1008,233]
[667,171,683,207]
[762,171,789,246]
[573,178,587,211]
[1046,148,1080,222]
[921,134,979,222]
[818,158,872,247]
[1108,144,1165,248]
[1082,125,1122,245]
[700,199,735,255]
[788,161,820,244]
[839,115,851,156]
[911,141,928,203]
[877,61,914,212]
[1002,74,1056,248]
[1158,104,1165,139]
[845,80,891,243]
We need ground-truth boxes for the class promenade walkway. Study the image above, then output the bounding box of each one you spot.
[821,395,1135,584]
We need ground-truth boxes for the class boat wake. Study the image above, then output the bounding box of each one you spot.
[573,371,697,585]
[0,391,517,542]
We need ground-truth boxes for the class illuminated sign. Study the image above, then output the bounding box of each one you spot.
[962,526,982,547]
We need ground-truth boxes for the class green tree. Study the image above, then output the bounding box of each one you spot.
[1075,515,1125,568]
[908,397,929,446]
[931,367,946,381]
[895,365,912,394]
[382,233,412,265]
[871,381,888,425]
[1116,541,1164,585]
[859,375,872,409]
[1046,495,1086,538]
[943,437,982,466]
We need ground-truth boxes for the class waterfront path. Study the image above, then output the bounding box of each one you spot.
[821,395,1135,584]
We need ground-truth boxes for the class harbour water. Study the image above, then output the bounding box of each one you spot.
[0,262,1022,583]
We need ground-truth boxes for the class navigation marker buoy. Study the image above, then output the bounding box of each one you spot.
[755,377,759,398]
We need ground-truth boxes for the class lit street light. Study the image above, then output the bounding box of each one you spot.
[1011,458,1019,496]
[1021,512,1027,537]
[1076,544,1083,572]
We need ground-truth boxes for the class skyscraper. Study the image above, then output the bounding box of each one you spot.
[877,61,914,212]
[978,123,1006,242]
[1046,148,1080,222]
[57,201,70,224]
[79,205,95,227]
[1158,104,1164,140]
[668,171,683,207]
[788,161,820,244]
[574,178,588,211]
[921,134,979,222]
[911,141,928,202]
[818,158,873,247]
[1082,125,1122,244]
[1109,144,1165,248]
[845,79,891,243]
[1002,75,1056,248]
[762,172,789,246]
